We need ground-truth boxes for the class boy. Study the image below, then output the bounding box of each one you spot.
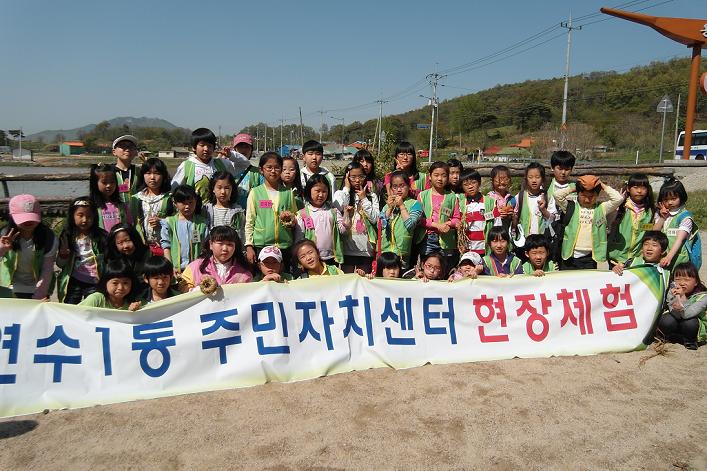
[522,234,557,276]
[300,140,336,191]
[448,251,482,280]
[546,150,576,220]
[612,231,668,274]
[112,134,141,203]
[458,169,489,256]
[255,245,293,282]
[221,133,263,208]
[171,128,238,203]
[555,175,623,270]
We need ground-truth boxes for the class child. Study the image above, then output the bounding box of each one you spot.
[89,163,132,233]
[448,251,482,281]
[373,252,403,278]
[79,259,138,310]
[333,162,380,273]
[142,255,180,303]
[608,173,655,267]
[353,149,383,194]
[513,162,552,238]
[180,226,252,291]
[612,231,668,275]
[554,175,623,270]
[106,223,150,296]
[0,195,58,299]
[296,174,348,265]
[203,170,245,241]
[546,150,576,220]
[417,161,461,270]
[481,226,523,277]
[112,135,141,203]
[255,245,293,282]
[130,158,174,254]
[447,158,464,194]
[244,152,299,269]
[521,234,557,276]
[299,140,336,191]
[656,262,707,350]
[654,178,700,269]
[220,133,262,208]
[487,165,517,233]
[293,239,344,278]
[56,197,108,304]
[171,128,237,203]
[282,155,304,209]
[384,141,429,198]
[160,185,209,275]
[457,169,490,256]
[380,170,423,269]
[403,252,445,281]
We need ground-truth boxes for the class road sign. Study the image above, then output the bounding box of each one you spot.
[416,124,430,129]
[656,95,673,113]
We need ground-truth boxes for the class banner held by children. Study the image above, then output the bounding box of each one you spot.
[0,267,664,418]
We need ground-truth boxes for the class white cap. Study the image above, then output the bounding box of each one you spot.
[458,251,482,266]
[258,246,283,263]
[112,134,138,149]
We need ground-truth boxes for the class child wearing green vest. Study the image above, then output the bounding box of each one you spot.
[293,239,344,278]
[555,175,623,270]
[380,170,423,269]
[656,262,707,350]
[281,155,304,209]
[203,171,245,243]
[89,163,132,233]
[244,152,299,271]
[79,259,140,310]
[111,135,141,204]
[160,185,208,275]
[383,141,429,199]
[654,178,700,270]
[612,231,668,276]
[481,226,523,277]
[513,162,552,239]
[254,245,294,282]
[130,158,174,255]
[521,234,557,276]
[607,173,655,268]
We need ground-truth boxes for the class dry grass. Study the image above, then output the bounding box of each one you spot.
[639,338,674,367]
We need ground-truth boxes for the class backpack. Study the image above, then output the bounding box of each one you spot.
[546,200,575,264]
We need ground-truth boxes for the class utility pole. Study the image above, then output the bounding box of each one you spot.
[280,116,284,150]
[299,107,304,147]
[373,99,387,156]
[264,124,267,152]
[425,71,446,162]
[318,110,325,142]
[330,116,345,158]
[673,93,681,157]
[560,13,581,149]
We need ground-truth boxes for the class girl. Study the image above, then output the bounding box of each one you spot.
[0,194,58,299]
[333,162,380,274]
[384,142,429,198]
[142,255,180,304]
[130,158,174,255]
[654,178,699,269]
[656,262,707,350]
[296,174,348,265]
[293,239,343,278]
[608,173,655,267]
[160,185,209,275]
[380,170,423,269]
[203,171,245,241]
[417,161,461,270]
[513,162,552,238]
[89,163,132,233]
[79,259,139,310]
[106,223,150,296]
[180,226,252,292]
[373,252,403,278]
[57,197,108,304]
[244,152,299,270]
[481,226,523,277]
[281,155,304,209]
[487,165,517,234]
[353,149,383,194]
[403,252,445,281]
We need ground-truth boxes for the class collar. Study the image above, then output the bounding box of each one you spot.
[307,263,328,276]
[466,193,483,203]
[668,206,684,217]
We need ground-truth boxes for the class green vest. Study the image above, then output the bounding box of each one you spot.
[165,214,208,269]
[184,158,227,203]
[298,205,344,264]
[561,202,608,262]
[381,198,418,266]
[129,193,173,242]
[0,235,56,297]
[418,189,458,249]
[413,172,429,193]
[521,260,557,275]
[547,180,576,202]
[115,164,140,204]
[483,254,521,275]
[251,184,298,248]
[692,293,707,343]
[607,204,653,263]
[57,236,104,303]
[663,208,695,267]
[517,191,549,236]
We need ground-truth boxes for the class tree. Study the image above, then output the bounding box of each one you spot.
[0,130,8,146]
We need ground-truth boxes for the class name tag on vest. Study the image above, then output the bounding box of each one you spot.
[303,216,314,230]
[441,206,452,218]
[191,227,201,243]
[666,228,679,237]
[641,223,654,231]
[259,200,273,209]
[484,211,494,221]
[118,182,130,193]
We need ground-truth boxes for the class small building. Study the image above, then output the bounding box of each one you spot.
[59,141,84,156]
[12,148,33,161]
[159,147,190,159]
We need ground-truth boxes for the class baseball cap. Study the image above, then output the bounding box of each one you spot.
[9,194,41,225]
[112,134,138,149]
[258,246,282,263]
[233,133,253,147]
[458,251,482,266]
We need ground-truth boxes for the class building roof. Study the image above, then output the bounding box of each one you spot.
[511,137,534,149]
[62,141,84,146]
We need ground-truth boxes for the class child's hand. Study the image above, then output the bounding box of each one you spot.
[533,269,545,277]
[437,222,451,234]
[656,202,669,219]
[346,205,355,215]
[262,273,282,282]
[217,146,231,157]
[246,246,257,265]
[0,228,18,251]
[612,263,624,275]
[537,196,546,211]
[387,194,396,207]
[128,301,141,312]
[366,273,375,280]
[148,215,161,228]
[354,268,367,277]
[356,187,367,201]
[279,211,296,228]
[659,255,672,268]
[499,205,513,217]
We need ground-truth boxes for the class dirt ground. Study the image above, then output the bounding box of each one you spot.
[1,345,705,470]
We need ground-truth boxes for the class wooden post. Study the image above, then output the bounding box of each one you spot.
[683,45,702,159]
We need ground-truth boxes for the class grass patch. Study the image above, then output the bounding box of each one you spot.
[689,190,707,229]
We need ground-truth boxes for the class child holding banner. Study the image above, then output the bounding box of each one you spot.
[482,226,523,276]
[656,262,707,350]
[254,245,293,282]
[612,231,668,275]
[293,239,344,278]
[79,259,139,310]
[141,256,180,303]
[521,234,557,276]
[106,223,150,296]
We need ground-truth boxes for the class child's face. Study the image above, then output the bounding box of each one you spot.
[661,193,682,212]
[213,179,233,206]
[310,182,329,207]
[175,197,196,218]
[449,167,461,187]
[97,172,116,198]
[628,184,647,204]
[641,239,663,263]
[525,168,543,193]
[360,159,373,175]
[430,168,448,191]
[17,220,39,234]
[281,160,297,185]
[194,141,214,162]
[147,274,171,296]
[382,266,400,278]
[73,207,94,233]
[297,244,321,271]
[106,277,131,302]
[552,165,572,184]
[235,143,253,158]
[114,230,135,256]
[112,141,137,166]
[144,168,163,193]
[259,258,282,276]
[304,151,323,171]
[492,172,510,194]
[261,159,282,186]
[395,152,413,170]
[490,237,509,257]
[390,176,410,199]
[674,275,698,296]
[578,190,598,208]
[462,179,480,197]
[457,262,476,277]
[422,257,442,280]
[347,168,365,190]
[210,239,236,264]
[525,246,548,269]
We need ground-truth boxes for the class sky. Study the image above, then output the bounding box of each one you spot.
[1,0,705,136]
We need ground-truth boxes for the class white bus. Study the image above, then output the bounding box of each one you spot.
[675,130,707,160]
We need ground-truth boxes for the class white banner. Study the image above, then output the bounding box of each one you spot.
[0,268,664,418]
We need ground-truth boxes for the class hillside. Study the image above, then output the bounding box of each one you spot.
[27,116,179,142]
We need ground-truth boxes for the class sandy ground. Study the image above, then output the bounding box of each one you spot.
[0,346,705,470]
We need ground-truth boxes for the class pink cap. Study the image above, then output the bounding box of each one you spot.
[233,133,253,147]
[9,194,41,225]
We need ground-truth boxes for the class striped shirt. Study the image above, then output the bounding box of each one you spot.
[463,194,486,255]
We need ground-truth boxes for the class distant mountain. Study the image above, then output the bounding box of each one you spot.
[28,116,181,142]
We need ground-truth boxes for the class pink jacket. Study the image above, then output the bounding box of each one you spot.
[181,257,252,291]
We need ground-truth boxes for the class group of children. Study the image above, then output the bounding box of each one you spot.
[0,129,704,349]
